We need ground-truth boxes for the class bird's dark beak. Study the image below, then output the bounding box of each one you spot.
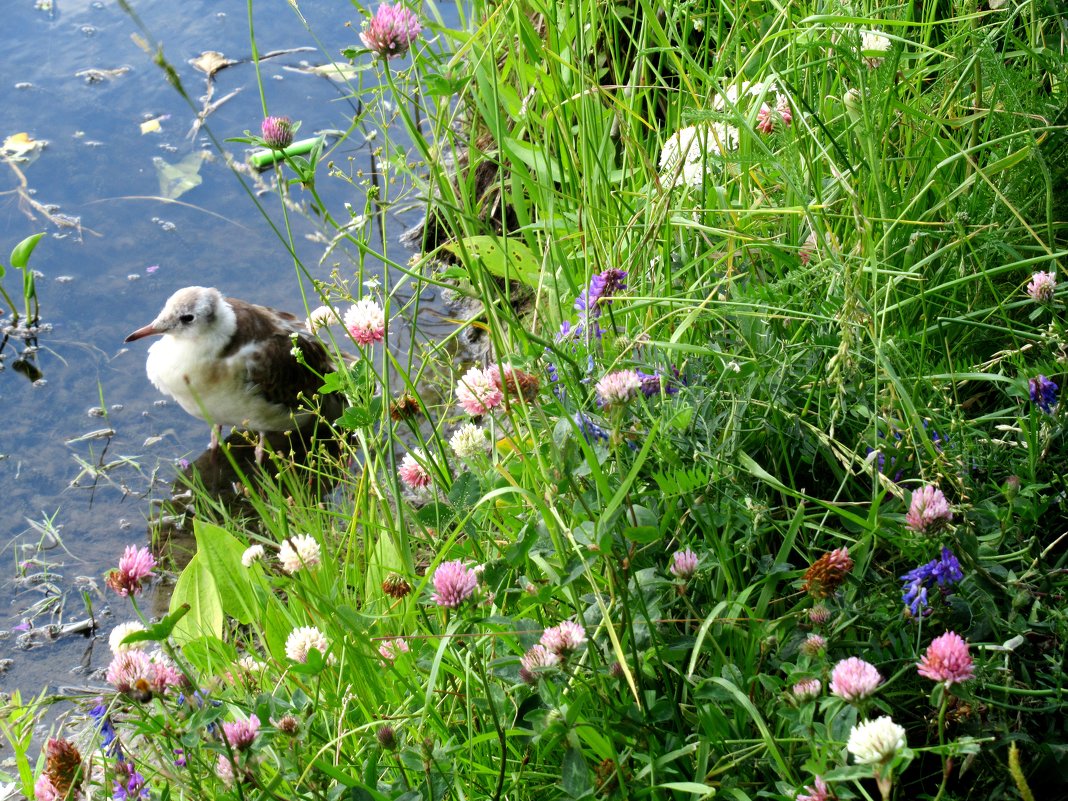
[124,324,160,343]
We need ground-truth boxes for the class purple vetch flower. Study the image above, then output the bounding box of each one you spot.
[112,760,149,800]
[260,116,294,150]
[360,4,422,60]
[574,269,627,316]
[431,560,479,608]
[572,412,609,444]
[1029,374,1059,414]
[900,547,963,616]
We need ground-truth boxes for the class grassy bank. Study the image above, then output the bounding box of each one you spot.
[7,0,1067,799]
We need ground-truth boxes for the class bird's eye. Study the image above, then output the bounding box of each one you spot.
[179,313,195,324]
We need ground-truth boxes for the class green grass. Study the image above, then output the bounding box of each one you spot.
[6,0,1067,800]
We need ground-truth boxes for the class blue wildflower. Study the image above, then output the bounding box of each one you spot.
[113,760,150,800]
[574,269,627,316]
[89,702,120,757]
[572,412,609,445]
[900,547,963,616]
[1029,374,1058,414]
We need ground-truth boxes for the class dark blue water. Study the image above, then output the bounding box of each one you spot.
[0,0,449,701]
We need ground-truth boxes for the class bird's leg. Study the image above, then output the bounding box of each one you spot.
[208,424,222,464]
[255,432,267,465]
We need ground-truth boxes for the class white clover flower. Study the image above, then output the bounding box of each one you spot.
[241,544,266,567]
[285,625,329,663]
[108,621,146,655]
[450,423,489,460]
[305,305,338,333]
[278,534,321,574]
[847,716,907,765]
[235,654,267,674]
[860,29,892,67]
[659,123,740,188]
[860,29,892,53]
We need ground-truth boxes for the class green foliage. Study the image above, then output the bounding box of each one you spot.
[60,1,1068,800]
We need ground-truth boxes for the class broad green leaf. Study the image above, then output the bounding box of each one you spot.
[447,471,482,511]
[442,235,542,288]
[336,404,374,430]
[179,635,237,674]
[656,783,715,797]
[9,233,44,270]
[170,553,223,644]
[561,745,591,798]
[501,136,564,184]
[193,520,260,624]
[122,604,190,645]
[365,531,404,604]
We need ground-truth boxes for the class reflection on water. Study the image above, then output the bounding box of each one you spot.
[0,0,452,700]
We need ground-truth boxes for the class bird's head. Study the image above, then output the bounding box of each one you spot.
[125,286,234,344]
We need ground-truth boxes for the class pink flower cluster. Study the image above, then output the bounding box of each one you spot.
[669,548,699,580]
[905,485,953,534]
[431,560,479,608]
[519,643,560,683]
[260,116,294,150]
[1026,271,1056,303]
[222,715,260,751]
[756,95,793,135]
[829,656,882,702]
[795,776,831,801]
[344,298,386,346]
[106,649,183,698]
[378,638,410,662]
[596,369,641,406]
[540,620,587,655]
[360,4,422,60]
[792,678,822,702]
[105,545,157,597]
[456,366,504,416]
[917,631,974,686]
[398,450,432,489]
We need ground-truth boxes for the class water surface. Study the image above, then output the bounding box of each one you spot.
[0,0,448,707]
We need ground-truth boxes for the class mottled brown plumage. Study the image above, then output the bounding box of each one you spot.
[125,287,340,460]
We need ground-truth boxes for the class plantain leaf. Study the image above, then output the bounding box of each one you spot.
[443,235,542,288]
[170,553,223,644]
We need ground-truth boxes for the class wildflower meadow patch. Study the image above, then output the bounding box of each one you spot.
[5,0,1067,800]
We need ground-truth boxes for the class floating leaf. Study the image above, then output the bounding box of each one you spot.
[1,133,46,165]
[153,151,208,200]
[190,51,236,77]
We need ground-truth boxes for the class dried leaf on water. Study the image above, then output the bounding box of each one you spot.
[190,50,236,78]
[2,133,46,165]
